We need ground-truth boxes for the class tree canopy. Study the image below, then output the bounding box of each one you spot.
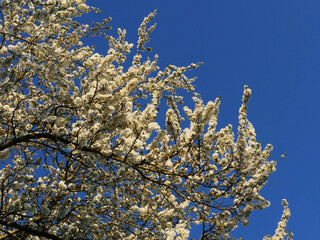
[0,0,291,239]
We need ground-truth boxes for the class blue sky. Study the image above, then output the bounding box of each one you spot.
[82,1,320,239]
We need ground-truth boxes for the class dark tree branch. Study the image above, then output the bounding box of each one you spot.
[0,219,63,240]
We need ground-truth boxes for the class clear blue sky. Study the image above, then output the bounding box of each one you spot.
[82,1,320,239]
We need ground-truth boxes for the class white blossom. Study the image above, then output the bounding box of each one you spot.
[58,181,67,190]
[0,1,291,239]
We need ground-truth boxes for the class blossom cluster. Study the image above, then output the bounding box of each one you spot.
[0,0,290,239]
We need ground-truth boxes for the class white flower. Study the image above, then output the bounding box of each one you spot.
[0,149,10,160]
[78,3,89,11]
[58,181,67,190]
[93,193,102,203]
[25,123,32,131]
[0,2,290,239]
[41,205,51,216]
[29,222,38,230]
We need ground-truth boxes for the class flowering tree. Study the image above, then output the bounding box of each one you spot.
[0,0,291,239]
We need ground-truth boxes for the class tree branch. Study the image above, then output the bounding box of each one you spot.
[0,219,63,240]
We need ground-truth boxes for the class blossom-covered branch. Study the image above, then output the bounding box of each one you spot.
[0,0,291,239]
